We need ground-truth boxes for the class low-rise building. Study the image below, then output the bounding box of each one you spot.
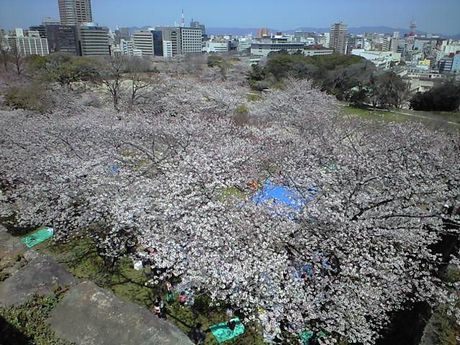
[351,49,401,69]
[451,52,460,73]
[113,39,141,56]
[303,47,334,56]
[438,55,453,73]
[250,42,305,57]
[204,40,229,53]
[250,41,333,57]
[237,38,252,52]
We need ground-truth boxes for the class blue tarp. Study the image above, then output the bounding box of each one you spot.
[252,180,317,216]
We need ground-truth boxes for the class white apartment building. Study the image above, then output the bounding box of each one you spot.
[251,42,305,57]
[351,49,401,69]
[250,41,333,58]
[237,38,252,52]
[8,30,49,56]
[303,48,334,56]
[112,39,142,57]
[204,41,229,53]
[163,40,173,58]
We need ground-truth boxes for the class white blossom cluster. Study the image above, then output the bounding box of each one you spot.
[0,78,459,344]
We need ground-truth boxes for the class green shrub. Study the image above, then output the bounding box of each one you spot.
[246,93,262,102]
[4,84,51,113]
[233,105,250,126]
[235,104,249,115]
[207,55,225,68]
[410,82,460,112]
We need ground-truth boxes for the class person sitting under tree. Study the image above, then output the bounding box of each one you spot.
[178,291,188,305]
[189,322,206,344]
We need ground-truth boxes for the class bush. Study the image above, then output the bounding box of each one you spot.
[247,93,263,102]
[247,51,374,98]
[207,55,225,68]
[410,82,460,112]
[233,104,250,126]
[4,83,51,113]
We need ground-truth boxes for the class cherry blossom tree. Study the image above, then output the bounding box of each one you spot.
[0,78,458,344]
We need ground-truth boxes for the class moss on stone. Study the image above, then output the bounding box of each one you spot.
[0,288,73,345]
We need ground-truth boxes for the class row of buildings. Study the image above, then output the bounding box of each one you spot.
[1,0,459,82]
[0,0,207,59]
[116,26,204,58]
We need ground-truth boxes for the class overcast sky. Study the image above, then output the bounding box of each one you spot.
[1,0,459,34]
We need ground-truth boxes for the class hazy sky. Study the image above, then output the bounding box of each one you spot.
[1,0,459,34]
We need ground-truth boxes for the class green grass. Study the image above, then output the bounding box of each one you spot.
[218,186,248,201]
[342,105,405,122]
[246,93,263,102]
[0,288,73,345]
[39,237,265,344]
[342,105,460,132]
[421,306,460,345]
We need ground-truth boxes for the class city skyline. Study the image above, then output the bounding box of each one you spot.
[0,0,459,35]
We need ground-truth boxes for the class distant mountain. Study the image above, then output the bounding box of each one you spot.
[207,26,457,38]
[124,26,458,39]
[206,28,261,36]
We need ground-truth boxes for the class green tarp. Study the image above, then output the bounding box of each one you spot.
[300,330,314,344]
[210,317,245,343]
[300,330,327,345]
[21,227,54,248]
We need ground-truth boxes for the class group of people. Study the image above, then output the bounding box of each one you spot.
[150,282,242,344]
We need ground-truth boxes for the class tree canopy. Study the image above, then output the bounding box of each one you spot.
[1,76,459,344]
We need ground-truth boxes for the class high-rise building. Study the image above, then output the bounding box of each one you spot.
[163,41,173,58]
[78,24,110,56]
[157,27,181,56]
[190,20,206,35]
[114,27,130,44]
[452,53,460,73]
[43,17,61,26]
[438,55,454,73]
[180,27,202,54]
[382,37,391,52]
[155,27,202,57]
[257,28,270,39]
[59,0,93,25]
[330,22,347,54]
[152,31,164,57]
[46,25,79,55]
[29,25,47,38]
[133,30,154,56]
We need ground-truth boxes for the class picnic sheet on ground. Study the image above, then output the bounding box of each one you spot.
[300,330,314,344]
[210,317,245,343]
[300,330,327,344]
[21,227,54,248]
[252,180,306,212]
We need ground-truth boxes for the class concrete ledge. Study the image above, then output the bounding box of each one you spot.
[48,281,193,345]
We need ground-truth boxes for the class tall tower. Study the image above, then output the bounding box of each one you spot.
[59,0,93,25]
[409,21,417,36]
[330,22,347,55]
[181,9,185,28]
